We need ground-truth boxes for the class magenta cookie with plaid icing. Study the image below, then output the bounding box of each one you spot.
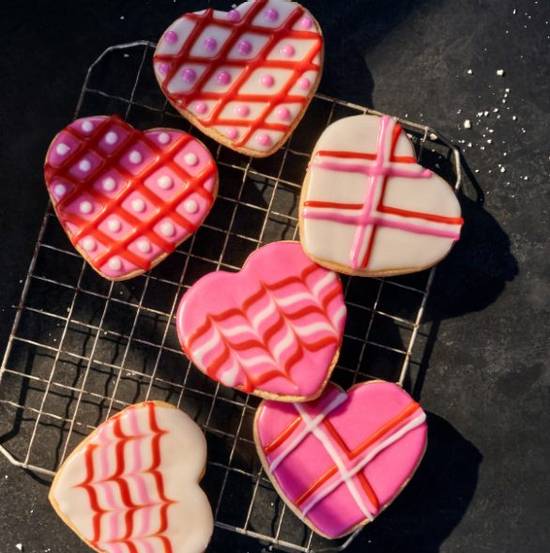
[254,381,428,539]
[176,241,346,402]
[44,115,218,280]
[153,0,324,157]
[300,114,464,277]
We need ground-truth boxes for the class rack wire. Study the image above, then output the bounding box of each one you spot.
[0,41,461,552]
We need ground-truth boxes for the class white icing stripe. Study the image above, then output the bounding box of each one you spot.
[292,320,336,338]
[221,324,256,337]
[300,411,427,517]
[271,325,295,361]
[251,296,276,329]
[190,327,220,367]
[219,361,240,386]
[295,403,373,522]
[268,392,347,472]
[331,305,347,330]
[276,291,318,307]
[238,353,278,368]
[311,270,336,298]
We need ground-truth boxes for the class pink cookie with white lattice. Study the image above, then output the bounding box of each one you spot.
[255,381,428,539]
[300,114,464,277]
[153,0,324,157]
[44,115,218,280]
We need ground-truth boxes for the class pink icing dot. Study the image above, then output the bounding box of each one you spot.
[256,133,272,147]
[227,128,239,140]
[195,102,208,115]
[264,7,279,21]
[165,30,178,44]
[158,62,170,75]
[235,104,250,117]
[217,70,231,85]
[227,9,241,22]
[298,77,311,90]
[261,74,275,88]
[182,68,197,82]
[204,37,218,51]
[299,16,313,29]
[280,44,296,57]
[238,40,252,55]
[276,107,291,121]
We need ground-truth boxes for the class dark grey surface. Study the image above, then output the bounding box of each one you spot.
[0,1,549,552]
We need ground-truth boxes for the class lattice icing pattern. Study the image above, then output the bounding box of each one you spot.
[153,0,324,156]
[44,115,218,280]
[300,114,464,276]
[49,401,213,553]
[176,241,346,401]
[255,381,428,539]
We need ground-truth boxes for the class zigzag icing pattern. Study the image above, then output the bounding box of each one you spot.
[153,0,323,155]
[49,402,213,553]
[255,381,428,539]
[177,242,346,400]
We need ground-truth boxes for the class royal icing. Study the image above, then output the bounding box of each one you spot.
[300,114,464,276]
[49,401,213,553]
[44,115,218,280]
[153,0,324,156]
[255,381,428,539]
[176,241,346,401]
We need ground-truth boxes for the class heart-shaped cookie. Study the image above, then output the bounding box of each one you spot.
[300,114,464,276]
[49,401,213,553]
[44,115,218,280]
[153,0,324,157]
[255,381,428,539]
[176,241,346,401]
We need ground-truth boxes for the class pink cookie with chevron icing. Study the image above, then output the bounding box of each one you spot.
[44,115,218,280]
[153,0,324,157]
[300,114,464,277]
[176,241,346,401]
[49,401,213,553]
[255,381,428,539]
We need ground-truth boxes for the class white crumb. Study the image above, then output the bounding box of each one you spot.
[524,176,529,181]
[496,69,505,76]
[15,545,23,552]
[500,167,506,173]
[463,119,472,129]
[467,69,473,75]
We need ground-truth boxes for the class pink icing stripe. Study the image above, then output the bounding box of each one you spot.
[369,216,461,240]
[303,210,461,240]
[311,160,432,180]
[349,115,392,268]
[128,407,144,475]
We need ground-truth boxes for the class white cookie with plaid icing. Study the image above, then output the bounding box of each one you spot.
[299,114,464,277]
[153,0,324,157]
[44,115,218,280]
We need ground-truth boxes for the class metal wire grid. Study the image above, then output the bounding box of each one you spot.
[0,41,461,552]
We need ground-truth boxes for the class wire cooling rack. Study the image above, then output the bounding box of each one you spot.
[0,41,461,552]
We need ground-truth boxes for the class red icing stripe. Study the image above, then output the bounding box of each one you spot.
[154,0,323,148]
[316,149,417,164]
[304,200,364,210]
[378,205,464,225]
